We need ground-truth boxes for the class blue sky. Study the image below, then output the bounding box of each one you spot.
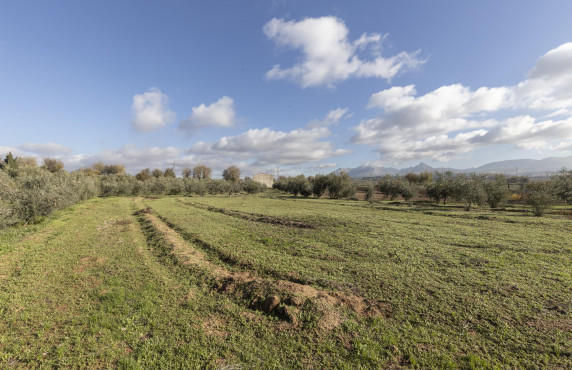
[1,0,572,176]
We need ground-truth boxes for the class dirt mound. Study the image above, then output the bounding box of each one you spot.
[137,201,388,330]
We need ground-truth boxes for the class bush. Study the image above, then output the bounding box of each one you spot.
[2,167,98,225]
[364,182,375,202]
[376,176,416,202]
[524,181,556,216]
[286,175,312,197]
[426,171,456,204]
[454,173,486,210]
[484,174,509,208]
[553,168,572,205]
[242,178,267,195]
[325,172,355,199]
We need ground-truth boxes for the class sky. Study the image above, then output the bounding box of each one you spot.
[1,0,572,177]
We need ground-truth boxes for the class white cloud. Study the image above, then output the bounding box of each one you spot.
[179,96,236,133]
[19,142,72,156]
[189,126,349,166]
[263,16,423,88]
[306,107,350,128]
[315,162,338,169]
[131,87,176,132]
[351,42,572,163]
[0,146,27,158]
[63,144,182,174]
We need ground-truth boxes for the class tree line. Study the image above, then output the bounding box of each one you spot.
[272,169,572,216]
[1,152,571,230]
[0,154,265,229]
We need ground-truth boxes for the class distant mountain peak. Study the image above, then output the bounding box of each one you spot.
[346,155,572,178]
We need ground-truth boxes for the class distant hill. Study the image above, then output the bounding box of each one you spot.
[344,156,572,178]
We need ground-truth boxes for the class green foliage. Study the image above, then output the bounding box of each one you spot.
[553,168,572,205]
[181,167,192,178]
[222,166,241,183]
[484,174,509,208]
[426,171,456,204]
[364,182,375,202]
[41,158,64,173]
[192,165,212,179]
[311,174,329,197]
[376,175,416,202]
[222,166,241,195]
[524,181,557,216]
[152,169,163,178]
[163,168,176,178]
[136,168,153,182]
[286,175,312,197]
[101,164,125,175]
[275,172,355,199]
[454,173,486,210]
[0,167,98,226]
[324,172,355,199]
[242,178,267,195]
[404,171,433,184]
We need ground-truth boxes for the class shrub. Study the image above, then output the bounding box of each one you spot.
[325,172,355,199]
[242,178,267,195]
[524,181,556,216]
[427,171,456,204]
[553,168,572,205]
[455,173,486,210]
[287,175,312,197]
[364,182,375,202]
[484,174,509,208]
[312,175,329,197]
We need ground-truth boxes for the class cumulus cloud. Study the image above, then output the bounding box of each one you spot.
[189,126,349,166]
[179,96,236,133]
[350,42,572,163]
[19,142,72,156]
[263,16,423,88]
[62,144,182,174]
[131,88,176,132]
[306,107,350,128]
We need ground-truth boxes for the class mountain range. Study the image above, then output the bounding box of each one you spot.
[342,156,572,178]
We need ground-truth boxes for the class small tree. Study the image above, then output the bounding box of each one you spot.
[242,178,267,195]
[182,167,192,178]
[524,181,556,216]
[364,182,375,202]
[16,157,38,168]
[152,168,163,178]
[312,174,329,197]
[484,174,509,208]
[427,171,456,204]
[326,172,355,199]
[397,177,416,204]
[193,165,212,180]
[136,168,152,182]
[42,158,64,173]
[287,175,312,197]
[222,166,241,195]
[164,168,176,178]
[553,168,572,206]
[101,164,126,175]
[455,173,486,210]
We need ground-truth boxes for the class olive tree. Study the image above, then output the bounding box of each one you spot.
[222,166,241,195]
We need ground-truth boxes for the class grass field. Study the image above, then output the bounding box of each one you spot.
[0,192,570,368]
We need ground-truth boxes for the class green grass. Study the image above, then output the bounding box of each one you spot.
[0,193,570,368]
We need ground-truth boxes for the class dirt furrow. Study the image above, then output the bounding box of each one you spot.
[133,203,388,329]
[178,199,316,229]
